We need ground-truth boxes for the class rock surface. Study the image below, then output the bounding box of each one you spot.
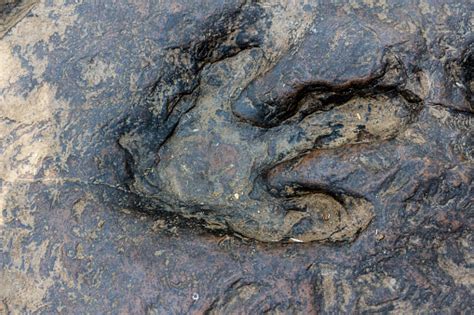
[0,0,472,313]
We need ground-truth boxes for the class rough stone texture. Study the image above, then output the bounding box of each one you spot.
[0,0,472,313]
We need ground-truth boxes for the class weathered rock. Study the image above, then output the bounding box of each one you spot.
[0,0,472,313]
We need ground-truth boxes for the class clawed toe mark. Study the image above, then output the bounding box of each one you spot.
[271,192,374,243]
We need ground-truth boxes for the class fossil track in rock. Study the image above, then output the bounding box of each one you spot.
[118,8,430,243]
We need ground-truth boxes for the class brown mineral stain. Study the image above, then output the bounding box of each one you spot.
[0,83,64,182]
[0,41,26,87]
[0,269,53,313]
[0,4,80,309]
